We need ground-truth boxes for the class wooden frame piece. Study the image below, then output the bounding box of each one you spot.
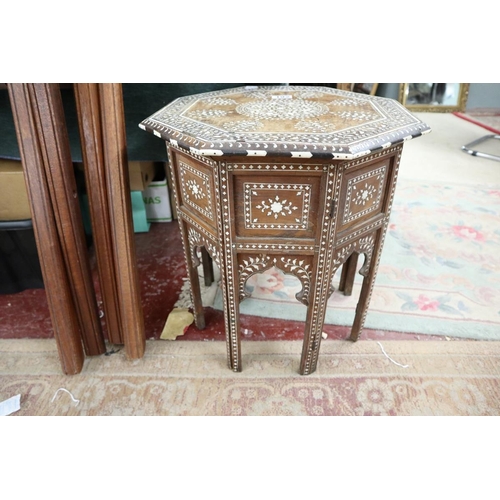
[8,82,146,372]
[8,84,88,374]
[74,83,124,345]
[98,83,145,359]
[30,84,106,357]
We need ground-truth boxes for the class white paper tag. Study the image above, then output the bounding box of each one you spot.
[0,394,21,416]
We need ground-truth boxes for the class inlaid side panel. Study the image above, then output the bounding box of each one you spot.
[169,148,218,234]
[179,160,214,220]
[342,164,387,225]
[231,168,325,241]
[335,148,399,237]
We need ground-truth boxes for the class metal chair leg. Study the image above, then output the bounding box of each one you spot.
[462,134,500,162]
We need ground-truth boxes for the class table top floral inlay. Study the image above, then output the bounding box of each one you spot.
[140,86,430,159]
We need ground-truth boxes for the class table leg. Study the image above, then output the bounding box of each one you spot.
[221,253,242,372]
[180,220,206,330]
[338,252,358,296]
[299,255,332,376]
[201,247,214,286]
[300,228,381,373]
[349,226,386,342]
[217,165,241,372]
[300,301,330,376]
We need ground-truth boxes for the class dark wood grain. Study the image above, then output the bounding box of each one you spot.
[8,83,86,374]
[74,83,124,345]
[30,84,106,356]
[98,83,145,359]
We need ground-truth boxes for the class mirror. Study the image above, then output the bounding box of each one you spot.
[399,83,469,112]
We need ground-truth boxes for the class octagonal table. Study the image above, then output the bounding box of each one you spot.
[140,85,430,375]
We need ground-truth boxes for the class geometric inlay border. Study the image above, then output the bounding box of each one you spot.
[140,86,431,160]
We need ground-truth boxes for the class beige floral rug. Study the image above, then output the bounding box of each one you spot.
[213,179,500,340]
[1,338,499,415]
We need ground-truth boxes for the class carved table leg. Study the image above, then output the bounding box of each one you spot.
[182,221,206,329]
[299,253,334,376]
[300,300,325,375]
[214,254,241,372]
[218,163,241,372]
[338,252,358,296]
[201,247,214,286]
[300,230,379,374]
[350,226,387,342]
[221,250,242,372]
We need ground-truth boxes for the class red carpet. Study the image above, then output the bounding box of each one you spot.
[453,110,500,134]
[0,222,447,343]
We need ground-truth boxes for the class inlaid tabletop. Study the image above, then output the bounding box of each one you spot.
[140,85,430,159]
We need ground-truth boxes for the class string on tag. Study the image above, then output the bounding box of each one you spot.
[377,342,409,368]
[51,388,80,406]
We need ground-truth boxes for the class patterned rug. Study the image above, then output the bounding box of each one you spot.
[213,179,500,340]
[2,338,499,415]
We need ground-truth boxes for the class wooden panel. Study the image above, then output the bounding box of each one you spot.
[8,83,86,374]
[31,84,105,356]
[74,83,124,345]
[99,83,145,359]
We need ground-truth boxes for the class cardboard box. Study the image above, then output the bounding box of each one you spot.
[0,159,32,221]
[128,161,156,191]
[142,177,173,223]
